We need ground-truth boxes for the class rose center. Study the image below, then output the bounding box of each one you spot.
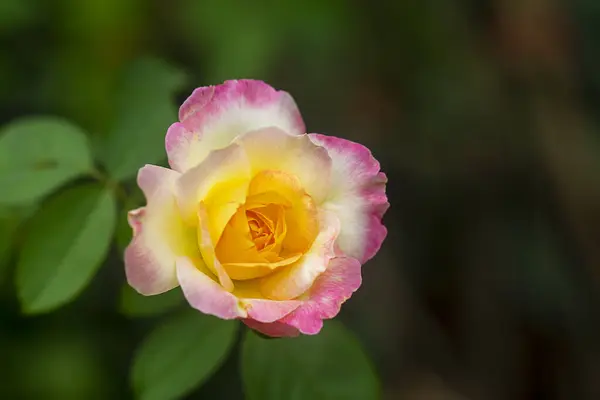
[246,209,275,251]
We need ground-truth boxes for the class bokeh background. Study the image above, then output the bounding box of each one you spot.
[2,0,600,399]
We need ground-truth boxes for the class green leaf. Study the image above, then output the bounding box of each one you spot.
[132,310,238,400]
[0,116,94,205]
[0,216,19,283]
[0,204,36,284]
[179,1,279,83]
[101,57,187,181]
[0,0,37,34]
[119,285,183,318]
[16,183,117,314]
[241,321,380,400]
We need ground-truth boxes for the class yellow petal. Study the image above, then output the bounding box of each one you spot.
[197,202,234,292]
[222,253,303,280]
[260,211,340,300]
[236,127,332,203]
[176,143,251,244]
[247,170,319,254]
[215,202,300,280]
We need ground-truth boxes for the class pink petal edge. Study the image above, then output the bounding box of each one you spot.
[124,166,181,295]
[309,134,389,263]
[244,256,362,337]
[176,256,246,320]
[165,80,305,172]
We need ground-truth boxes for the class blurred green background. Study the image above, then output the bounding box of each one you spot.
[2,0,600,399]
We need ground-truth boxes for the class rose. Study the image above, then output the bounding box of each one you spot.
[124,80,388,337]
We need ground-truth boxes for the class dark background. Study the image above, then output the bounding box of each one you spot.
[2,0,600,399]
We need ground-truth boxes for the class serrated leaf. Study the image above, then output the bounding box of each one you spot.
[132,310,238,400]
[0,116,94,205]
[16,183,116,313]
[119,285,183,318]
[101,57,187,181]
[242,321,380,400]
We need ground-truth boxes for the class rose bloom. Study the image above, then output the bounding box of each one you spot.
[124,80,388,337]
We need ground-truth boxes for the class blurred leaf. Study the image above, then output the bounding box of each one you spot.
[132,310,238,400]
[15,330,111,399]
[16,183,116,314]
[241,321,380,400]
[119,285,183,318]
[100,57,186,181]
[179,0,280,82]
[207,23,276,83]
[0,204,36,284]
[0,116,94,205]
[0,0,37,34]
[0,215,20,283]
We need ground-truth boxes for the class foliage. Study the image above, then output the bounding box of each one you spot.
[3,0,600,399]
[242,321,380,400]
[0,51,380,399]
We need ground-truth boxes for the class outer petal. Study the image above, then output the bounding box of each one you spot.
[259,211,340,301]
[309,134,389,263]
[242,319,300,338]
[166,80,305,172]
[237,127,332,204]
[240,298,302,323]
[176,256,247,319]
[125,165,197,295]
[280,256,362,335]
[243,257,362,337]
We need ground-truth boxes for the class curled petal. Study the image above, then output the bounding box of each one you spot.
[309,134,389,262]
[222,253,302,281]
[166,80,305,172]
[259,211,340,301]
[240,298,302,323]
[125,165,196,295]
[246,170,319,254]
[176,256,246,319]
[242,319,300,338]
[127,207,145,236]
[279,256,362,335]
[237,127,332,204]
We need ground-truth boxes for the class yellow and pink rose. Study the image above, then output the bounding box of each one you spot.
[124,80,388,337]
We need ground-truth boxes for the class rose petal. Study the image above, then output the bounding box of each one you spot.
[222,253,302,281]
[241,298,302,323]
[280,256,362,335]
[236,127,332,204]
[176,256,246,319]
[197,202,234,292]
[259,211,340,301]
[125,165,197,295]
[242,319,300,338]
[246,170,318,254]
[166,80,305,172]
[309,134,389,262]
[176,143,251,240]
